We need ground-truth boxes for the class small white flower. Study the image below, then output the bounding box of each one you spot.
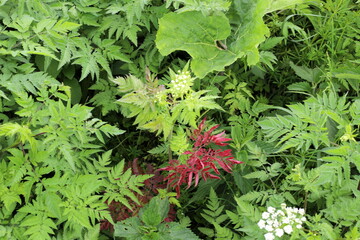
[265,224,274,232]
[301,217,307,222]
[275,228,284,237]
[267,207,276,213]
[299,208,305,215]
[276,210,285,216]
[273,219,279,228]
[257,219,266,229]
[283,225,293,234]
[262,212,270,219]
[266,219,274,225]
[264,232,275,240]
[281,203,287,209]
[285,207,293,214]
[295,218,302,223]
[282,218,290,224]
[296,224,302,229]
[287,212,295,220]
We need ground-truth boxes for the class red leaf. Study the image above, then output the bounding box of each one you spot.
[159,118,243,197]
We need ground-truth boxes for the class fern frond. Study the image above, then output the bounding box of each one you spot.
[201,188,228,225]
[213,223,241,240]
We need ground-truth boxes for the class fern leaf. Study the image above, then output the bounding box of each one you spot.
[213,223,240,240]
[201,188,228,225]
[52,19,80,34]
[113,74,145,93]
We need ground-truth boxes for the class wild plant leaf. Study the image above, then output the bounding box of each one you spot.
[266,0,310,13]
[157,1,306,77]
[287,81,312,93]
[243,170,269,181]
[213,223,241,240]
[201,188,229,225]
[289,61,322,83]
[114,217,142,239]
[170,0,231,15]
[139,197,169,226]
[156,11,235,78]
[165,222,201,240]
[170,127,190,154]
[228,0,270,66]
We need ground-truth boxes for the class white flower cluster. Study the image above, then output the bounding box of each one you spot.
[170,70,193,98]
[154,90,167,105]
[257,203,306,240]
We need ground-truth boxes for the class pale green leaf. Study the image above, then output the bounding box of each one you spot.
[156,11,235,78]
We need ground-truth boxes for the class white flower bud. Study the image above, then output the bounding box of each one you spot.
[267,207,276,213]
[262,212,270,219]
[283,225,293,234]
[257,219,266,229]
[264,233,275,240]
[265,225,274,232]
[299,209,305,215]
[282,218,290,224]
[275,228,284,237]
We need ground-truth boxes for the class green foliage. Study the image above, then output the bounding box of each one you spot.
[156,0,310,78]
[89,79,121,116]
[0,0,359,239]
[156,11,234,78]
[200,188,228,226]
[199,188,240,239]
[114,64,222,142]
[114,196,199,240]
[166,0,232,15]
[0,71,152,239]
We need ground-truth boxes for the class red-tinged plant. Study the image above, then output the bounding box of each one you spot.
[100,158,176,232]
[160,118,243,197]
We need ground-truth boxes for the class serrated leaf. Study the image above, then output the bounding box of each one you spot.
[167,222,201,240]
[140,197,169,226]
[198,227,214,237]
[114,217,142,238]
[289,61,322,83]
[259,37,284,50]
[243,170,268,181]
[44,192,62,218]
[52,20,80,34]
[322,145,350,156]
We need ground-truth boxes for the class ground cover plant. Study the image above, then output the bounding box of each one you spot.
[0,0,359,239]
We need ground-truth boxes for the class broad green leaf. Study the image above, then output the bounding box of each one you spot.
[157,0,310,78]
[266,0,310,13]
[140,197,169,227]
[114,217,142,238]
[229,0,274,67]
[156,11,235,78]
